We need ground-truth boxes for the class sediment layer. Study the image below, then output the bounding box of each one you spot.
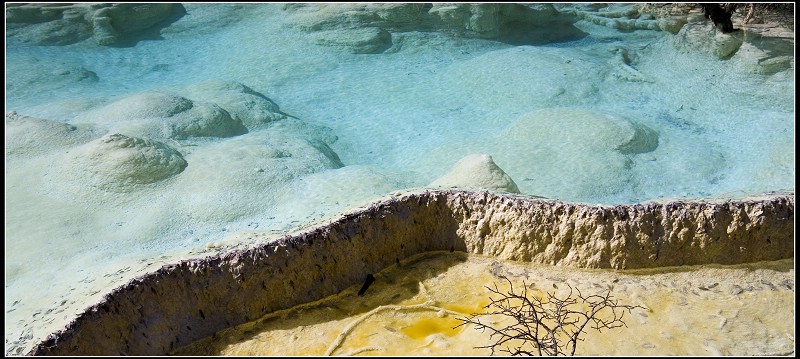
[29,190,794,355]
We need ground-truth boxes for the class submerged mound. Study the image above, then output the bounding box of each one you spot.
[91,92,193,119]
[310,27,393,54]
[5,112,98,158]
[180,80,288,131]
[170,120,344,223]
[73,81,292,139]
[77,91,248,140]
[504,108,659,155]
[498,108,658,198]
[425,108,660,200]
[67,133,187,192]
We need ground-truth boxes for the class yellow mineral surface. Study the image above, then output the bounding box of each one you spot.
[172,251,794,356]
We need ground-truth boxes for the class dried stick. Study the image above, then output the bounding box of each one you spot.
[454,277,644,356]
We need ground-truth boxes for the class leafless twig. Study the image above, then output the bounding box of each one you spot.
[454,277,645,356]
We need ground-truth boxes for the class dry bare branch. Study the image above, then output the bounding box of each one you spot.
[454,277,645,356]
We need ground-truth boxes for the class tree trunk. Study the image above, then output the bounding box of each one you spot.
[700,3,739,33]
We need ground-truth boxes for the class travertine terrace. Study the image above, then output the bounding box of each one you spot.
[29,190,793,355]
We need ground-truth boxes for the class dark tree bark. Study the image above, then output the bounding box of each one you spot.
[703,3,737,32]
[701,3,739,33]
[742,3,755,24]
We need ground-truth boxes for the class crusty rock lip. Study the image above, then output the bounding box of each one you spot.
[28,189,794,356]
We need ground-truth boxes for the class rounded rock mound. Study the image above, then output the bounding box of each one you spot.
[71,133,188,192]
[499,108,659,198]
[80,92,247,140]
[5,112,97,158]
[504,108,659,155]
[424,108,660,200]
[429,153,520,193]
[181,80,287,131]
[5,3,180,46]
[97,92,193,119]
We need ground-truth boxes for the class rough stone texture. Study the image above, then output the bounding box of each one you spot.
[68,133,188,192]
[448,191,793,269]
[555,3,688,33]
[585,3,792,73]
[92,4,178,45]
[29,190,793,355]
[674,22,744,59]
[5,3,94,45]
[425,3,585,44]
[282,3,585,51]
[5,3,182,46]
[672,17,794,76]
[429,154,520,193]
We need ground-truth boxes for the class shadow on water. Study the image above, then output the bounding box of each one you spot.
[496,20,588,46]
[743,30,794,57]
[107,4,188,48]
